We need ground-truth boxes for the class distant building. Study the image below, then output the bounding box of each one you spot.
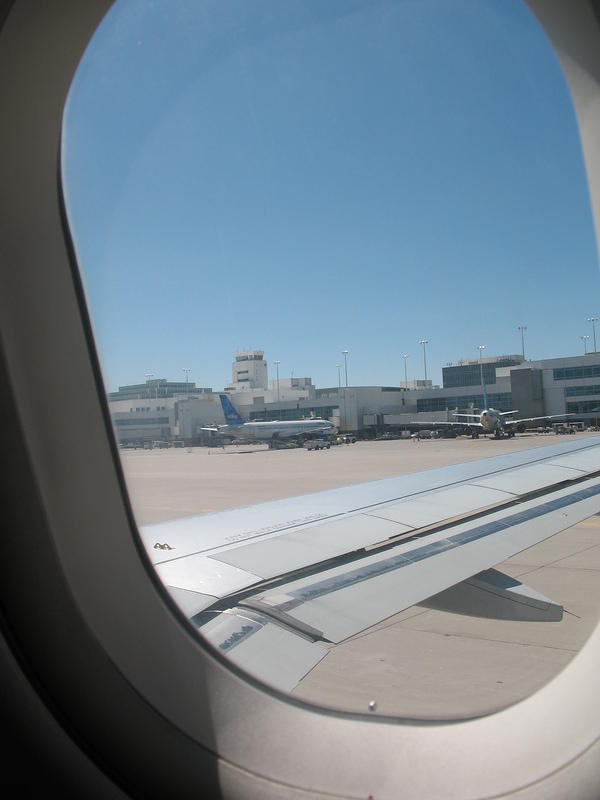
[401,379,434,390]
[226,350,268,391]
[443,355,524,388]
[106,352,600,444]
[108,378,213,444]
[498,354,600,421]
[269,376,315,401]
[226,351,316,405]
[108,378,211,402]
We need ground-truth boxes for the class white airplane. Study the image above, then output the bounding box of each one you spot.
[451,406,572,438]
[202,393,337,445]
[412,387,572,439]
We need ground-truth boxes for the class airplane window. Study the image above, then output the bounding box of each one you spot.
[61,0,600,718]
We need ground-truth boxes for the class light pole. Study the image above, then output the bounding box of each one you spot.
[477,345,486,381]
[582,334,590,355]
[419,340,428,381]
[402,353,408,389]
[274,360,280,403]
[145,372,153,400]
[182,368,191,388]
[342,350,349,387]
[341,350,349,430]
[517,325,527,361]
[478,345,487,408]
[336,363,344,428]
[588,317,598,352]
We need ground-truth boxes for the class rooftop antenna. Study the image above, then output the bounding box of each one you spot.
[518,325,527,360]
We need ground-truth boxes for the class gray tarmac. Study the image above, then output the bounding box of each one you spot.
[121,432,585,525]
[120,432,600,718]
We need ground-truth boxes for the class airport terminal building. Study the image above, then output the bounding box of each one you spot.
[107,352,600,444]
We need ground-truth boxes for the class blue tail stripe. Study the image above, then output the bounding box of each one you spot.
[219,394,244,426]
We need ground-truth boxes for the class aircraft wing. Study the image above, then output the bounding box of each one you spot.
[200,424,236,434]
[507,414,573,426]
[141,437,600,691]
[408,419,483,428]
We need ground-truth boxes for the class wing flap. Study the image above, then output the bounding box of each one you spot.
[363,484,512,528]
[547,449,600,472]
[165,586,218,617]
[155,553,262,598]
[197,608,328,692]
[468,462,582,495]
[210,514,411,579]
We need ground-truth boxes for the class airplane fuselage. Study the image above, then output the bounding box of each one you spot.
[453,408,516,438]
[216,418,337,441]
[480,409,503,433]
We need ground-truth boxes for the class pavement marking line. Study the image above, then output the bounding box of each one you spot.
[394,626,579,653]
[512,541,600,573]
[342,608,432,644]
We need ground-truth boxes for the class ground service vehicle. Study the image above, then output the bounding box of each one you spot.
[304,439,331,450]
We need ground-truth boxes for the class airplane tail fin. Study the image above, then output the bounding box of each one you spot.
[219,393,244,426]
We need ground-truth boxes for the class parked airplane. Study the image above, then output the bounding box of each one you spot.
[411,407,572,439]
[412,380,571,439]
[202,393,337,445]
[452,407,572,438]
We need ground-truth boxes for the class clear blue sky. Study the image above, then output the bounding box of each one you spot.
[62,0,600,392]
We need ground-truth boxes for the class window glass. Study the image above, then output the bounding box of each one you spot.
[62,0,600,718]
